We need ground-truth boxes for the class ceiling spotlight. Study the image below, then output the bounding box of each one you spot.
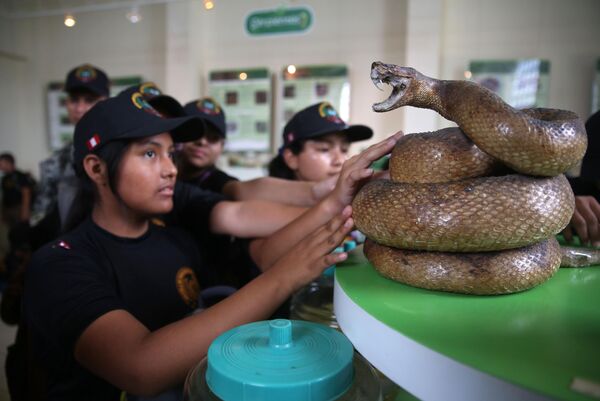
[64,14,76,27]
[204,0,214,10]
[286,65,297,75]
[127,6,142,23]
[239,72,248,80]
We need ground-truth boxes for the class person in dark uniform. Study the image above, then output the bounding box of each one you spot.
[268,102,373,182]
[179,97,238,194]
[564,110,600,246]
[0,153,35,278]
[0,153,34,230]
[23,87,400,400]
[30,64,110,249]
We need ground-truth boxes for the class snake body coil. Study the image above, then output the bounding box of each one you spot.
[352,62,587,294]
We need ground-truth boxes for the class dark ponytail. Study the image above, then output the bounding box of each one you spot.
[267,140,306,180]
[63,140,130,232]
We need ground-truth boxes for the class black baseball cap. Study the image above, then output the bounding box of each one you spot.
[65,64,110,97]
[74,87,205,164]
[282,102,372,147]
[136,82,186,118]
[183,97,227,138]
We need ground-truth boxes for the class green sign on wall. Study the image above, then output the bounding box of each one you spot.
[246,7,312,36]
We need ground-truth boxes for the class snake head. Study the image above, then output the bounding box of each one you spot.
[371,62,420,112]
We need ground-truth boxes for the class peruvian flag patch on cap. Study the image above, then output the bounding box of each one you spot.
[86,134,101,150]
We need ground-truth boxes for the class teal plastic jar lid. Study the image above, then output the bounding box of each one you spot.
[206,319,354,401]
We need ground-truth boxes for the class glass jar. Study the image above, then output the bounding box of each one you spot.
[290,273,338,329]
[183,319,382,401]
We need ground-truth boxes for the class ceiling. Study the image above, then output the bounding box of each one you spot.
[0,0,183,18]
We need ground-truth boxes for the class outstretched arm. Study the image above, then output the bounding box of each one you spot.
[74,208,353,397]
[250,132,403,269]
[209,199,307,238]
[222,175,337,207]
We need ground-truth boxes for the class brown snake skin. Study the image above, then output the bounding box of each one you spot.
[364,238,562,295]
[352,62,586,294]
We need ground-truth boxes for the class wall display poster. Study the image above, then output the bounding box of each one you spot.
[593,59,600,114]
[468,59,550,109]
[279,65,350,143]
[208,68,271,155]
[46,76,142,150]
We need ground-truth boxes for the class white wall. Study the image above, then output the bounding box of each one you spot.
[0,5,168,177]
[441,0,600,123]
[166,0,408,151]
[1,0,599,177]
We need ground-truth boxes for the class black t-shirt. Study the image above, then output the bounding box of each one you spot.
[164,181,226,251]
[1,170,34,209]
[178,175,261,291]
[187,166,238,194]
[23,191,221,400]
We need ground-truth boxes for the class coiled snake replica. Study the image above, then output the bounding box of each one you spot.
[352,61,588,295]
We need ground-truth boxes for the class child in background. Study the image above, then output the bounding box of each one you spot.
[179,98,238,194]
[32,64,110,241]
[268,102,373,181]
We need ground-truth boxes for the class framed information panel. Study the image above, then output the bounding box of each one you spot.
[208,68,271,153]
[278,65,350,146]
[468,59,550,109]
[46,76,142,150]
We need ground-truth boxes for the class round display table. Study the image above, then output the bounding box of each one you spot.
[334,247,600,401]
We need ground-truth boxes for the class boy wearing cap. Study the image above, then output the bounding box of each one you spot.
[179,97,237,194]
[22,86,399,399]
[31,64,110,245]
[269,102,373,182]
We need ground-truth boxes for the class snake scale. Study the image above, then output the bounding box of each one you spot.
[352,62,588,294]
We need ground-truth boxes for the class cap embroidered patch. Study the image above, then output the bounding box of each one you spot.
[131,92,164,118]
[86,134,101,150]
[75,65,97,83]
[139,82,162,99]
[318,102,344,124]
[197,98,220,115]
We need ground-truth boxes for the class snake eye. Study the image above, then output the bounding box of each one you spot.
[400,83,407,91]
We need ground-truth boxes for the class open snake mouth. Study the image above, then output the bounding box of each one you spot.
[371,67,406,112]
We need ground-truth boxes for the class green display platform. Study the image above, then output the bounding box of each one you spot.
[335,249,600,401]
